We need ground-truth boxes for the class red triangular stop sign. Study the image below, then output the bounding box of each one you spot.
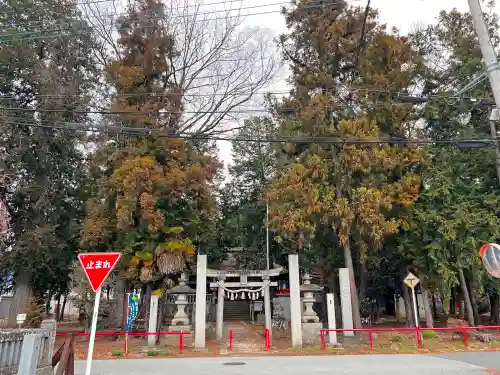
[77,252,121,292]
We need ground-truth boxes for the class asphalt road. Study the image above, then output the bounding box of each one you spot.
[74,352,500,374]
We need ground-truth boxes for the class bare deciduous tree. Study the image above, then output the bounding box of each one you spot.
[81,0,280,135]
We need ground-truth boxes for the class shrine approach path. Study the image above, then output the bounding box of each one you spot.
[222,321,267,354]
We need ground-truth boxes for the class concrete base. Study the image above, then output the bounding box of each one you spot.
[168,325,192,332]
[325,343,344,349]
[301,322,323,344]
[36,365,53,375]
[191,347,209,352]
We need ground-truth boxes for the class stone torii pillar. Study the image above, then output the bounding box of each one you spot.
[263,275,272,340]
[216,275,225,341]
[288,254,302,348]
[194,254,207,349]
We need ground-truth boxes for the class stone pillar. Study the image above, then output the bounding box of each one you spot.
[216,275,225,341]
[148,295,159,346]
[288,254,302,348]
[339,268,354,337]
[326,293,337,345]
[40,319,57,360]
[263,275,272,340]
[18,334,42,375]
[194,254,207,349]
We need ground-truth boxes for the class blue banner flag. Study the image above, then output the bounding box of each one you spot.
[126,293,139,332]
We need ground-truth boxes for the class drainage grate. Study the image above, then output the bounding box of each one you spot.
[223,362,246,366]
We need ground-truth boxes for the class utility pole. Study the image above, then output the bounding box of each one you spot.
[468,0,500,182]
[266,202,270,270]
[489,109,500,182]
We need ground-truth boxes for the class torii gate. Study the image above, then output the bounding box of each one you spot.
[193,254,283,348]
[206,267,283,341]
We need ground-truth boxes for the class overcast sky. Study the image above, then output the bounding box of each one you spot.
[216,0,500,170]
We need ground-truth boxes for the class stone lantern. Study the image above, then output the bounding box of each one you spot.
[300,273,323,343]
[168,273,194,332]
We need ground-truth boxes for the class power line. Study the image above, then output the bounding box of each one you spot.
[0,91,495,115]
[0,88,495,103]
[0,1,354,43]
[0,106,277,115]
[1,0,294,34]
[0,118,498,149]
[2,0,310,32]
[0,89,291,100]
[0,0,254,16]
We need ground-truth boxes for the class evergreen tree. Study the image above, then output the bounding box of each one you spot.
[81,0,220,323]
[0,0,101,325]
[267,1,424,327]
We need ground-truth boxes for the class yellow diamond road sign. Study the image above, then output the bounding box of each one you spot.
[404,272,420,289]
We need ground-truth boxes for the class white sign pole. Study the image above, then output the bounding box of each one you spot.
[411,287,419,328]
[85,287,102,375]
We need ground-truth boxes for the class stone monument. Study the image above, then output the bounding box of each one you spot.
[272,297,289,331]
[300,273,323,344]
[339,268,354,336]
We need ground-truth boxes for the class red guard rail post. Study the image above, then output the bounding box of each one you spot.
[56,331,190,353]
[264,328,270,350]
[228,329,233,351]
[416,326,421,348]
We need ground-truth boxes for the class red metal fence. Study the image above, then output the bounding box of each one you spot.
[319,325,500,350]
[56,331,190,353]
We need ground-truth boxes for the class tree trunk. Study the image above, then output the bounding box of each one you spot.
[59,295,67,322]
[458,268,475,326]
[395,293,401,323]
[114,277,126,329]
[358,261,368,302]
[156,294,165,345]
[466,275,480,325]
[145,285,153,323]
[45,291,54,315]
[54,294,61,320]
[431,293,438,319]
[8,271,33,327]
[343,241,362,329]
[490,294,500,324]
[448,289,454,315]
[402,285,414,327]
[420,278,434,328]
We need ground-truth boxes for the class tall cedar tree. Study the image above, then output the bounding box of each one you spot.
[81,0,220,322]
[220,116,279,268]
[0,0,100,325]
[266,1,424,327]
[396,7,500,325]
